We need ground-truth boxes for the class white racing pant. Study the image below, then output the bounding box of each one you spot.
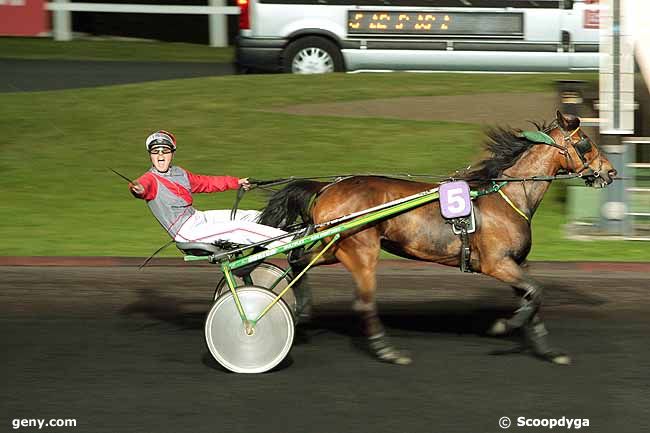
[175,210,291,249]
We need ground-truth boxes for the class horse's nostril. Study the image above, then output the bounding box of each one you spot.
[609,169,618,178]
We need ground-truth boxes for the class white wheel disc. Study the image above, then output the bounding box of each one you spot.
[215,263,296,314]
[291,47,334,74]
[205,287,294,374]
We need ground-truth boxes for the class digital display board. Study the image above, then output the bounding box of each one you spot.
[347,11,523,37]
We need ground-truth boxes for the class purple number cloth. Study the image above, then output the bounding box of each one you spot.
[439,181,471,219]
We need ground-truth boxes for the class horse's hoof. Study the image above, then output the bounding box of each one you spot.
[377,347,412,365]
[538,351,572,366]
[487,319,509,336]
[368,336,412,365]
[394,356,412,366]
[550,353,572,365]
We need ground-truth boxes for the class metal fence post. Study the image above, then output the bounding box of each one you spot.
[208,0,227,47]
[601,138,628,235]
[599,0,635,235]
[52,0,72,41]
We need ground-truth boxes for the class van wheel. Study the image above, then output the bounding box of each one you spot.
[282,36,344,74]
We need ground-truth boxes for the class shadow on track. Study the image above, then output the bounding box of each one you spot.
[120,280,607,336]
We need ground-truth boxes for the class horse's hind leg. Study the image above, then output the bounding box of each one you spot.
[335,234,412,365]
[289,248,339,323]
[484,258,570,365]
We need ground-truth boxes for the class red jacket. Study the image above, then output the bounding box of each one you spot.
[133,165,239,237]
[136,168,239,202]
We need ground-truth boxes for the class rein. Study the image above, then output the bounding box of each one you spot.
[236,124,605,226]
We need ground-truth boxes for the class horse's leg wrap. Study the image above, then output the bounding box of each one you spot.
[506,280,543,330]
[353,299,384,337]
[293,273,313,323]
[524,315,550,353]
[289,261,313,323]
[484,257,570,364]
[367,334,411,365]
[353,300,412,365]
[524,315,571,365]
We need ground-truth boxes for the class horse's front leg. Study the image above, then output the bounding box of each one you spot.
[483,258,571,365]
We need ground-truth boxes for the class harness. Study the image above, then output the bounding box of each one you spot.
[451,123,603,272]
[497,188,530,222]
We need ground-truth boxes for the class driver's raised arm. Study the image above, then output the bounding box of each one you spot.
[186,171,240,193]
[128,173,157,200]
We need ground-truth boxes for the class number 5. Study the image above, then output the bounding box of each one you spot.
[446,187,467,213]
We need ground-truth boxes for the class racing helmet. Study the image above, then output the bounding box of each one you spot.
[145,130,177,151]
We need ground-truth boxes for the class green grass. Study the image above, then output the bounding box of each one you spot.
[1,71,647,260]
[0,37,232,62]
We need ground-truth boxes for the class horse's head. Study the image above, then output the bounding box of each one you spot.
[551,111,617,188]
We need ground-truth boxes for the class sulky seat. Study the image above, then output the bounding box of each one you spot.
[175,241,262,276]
[175,241,235,257]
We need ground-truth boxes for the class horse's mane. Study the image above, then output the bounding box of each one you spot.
[464,121,553,186]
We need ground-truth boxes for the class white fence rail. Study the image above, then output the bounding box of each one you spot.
[46,0,240,47]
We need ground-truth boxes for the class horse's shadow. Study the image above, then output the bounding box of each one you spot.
[304,300,516,339]
[120,288,513,336]
[120,287,604,367]
[120,284,606,345]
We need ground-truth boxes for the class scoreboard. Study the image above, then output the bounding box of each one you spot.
[347,11,523,37]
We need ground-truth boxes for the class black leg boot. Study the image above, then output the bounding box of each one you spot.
[293,274,313,324]
[524,315,571,365]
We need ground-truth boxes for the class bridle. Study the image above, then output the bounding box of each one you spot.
[494,122,606,223]
[546,121,603,181]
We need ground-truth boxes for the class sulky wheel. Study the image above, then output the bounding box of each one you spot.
[214,262,296,314]
[205,286,295,373]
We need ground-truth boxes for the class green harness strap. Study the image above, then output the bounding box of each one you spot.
[474,181,508,198]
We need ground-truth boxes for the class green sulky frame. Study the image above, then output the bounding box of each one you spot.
[183,185,484,330]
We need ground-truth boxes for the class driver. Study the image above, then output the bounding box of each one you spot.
[129,130,290,248]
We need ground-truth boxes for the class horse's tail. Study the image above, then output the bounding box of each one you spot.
[259,180,327,229]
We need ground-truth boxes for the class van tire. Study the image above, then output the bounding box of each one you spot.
[282,36,344,74]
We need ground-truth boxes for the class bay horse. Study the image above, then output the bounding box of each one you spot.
[259,111,617,366]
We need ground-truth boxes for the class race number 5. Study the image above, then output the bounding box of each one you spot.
[439,181,471,219]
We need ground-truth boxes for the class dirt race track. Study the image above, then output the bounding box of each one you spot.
[1,260,649,433]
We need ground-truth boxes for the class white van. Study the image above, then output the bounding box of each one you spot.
[235,0,600,73]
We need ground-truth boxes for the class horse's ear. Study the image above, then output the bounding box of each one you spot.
[556,110,580,131]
